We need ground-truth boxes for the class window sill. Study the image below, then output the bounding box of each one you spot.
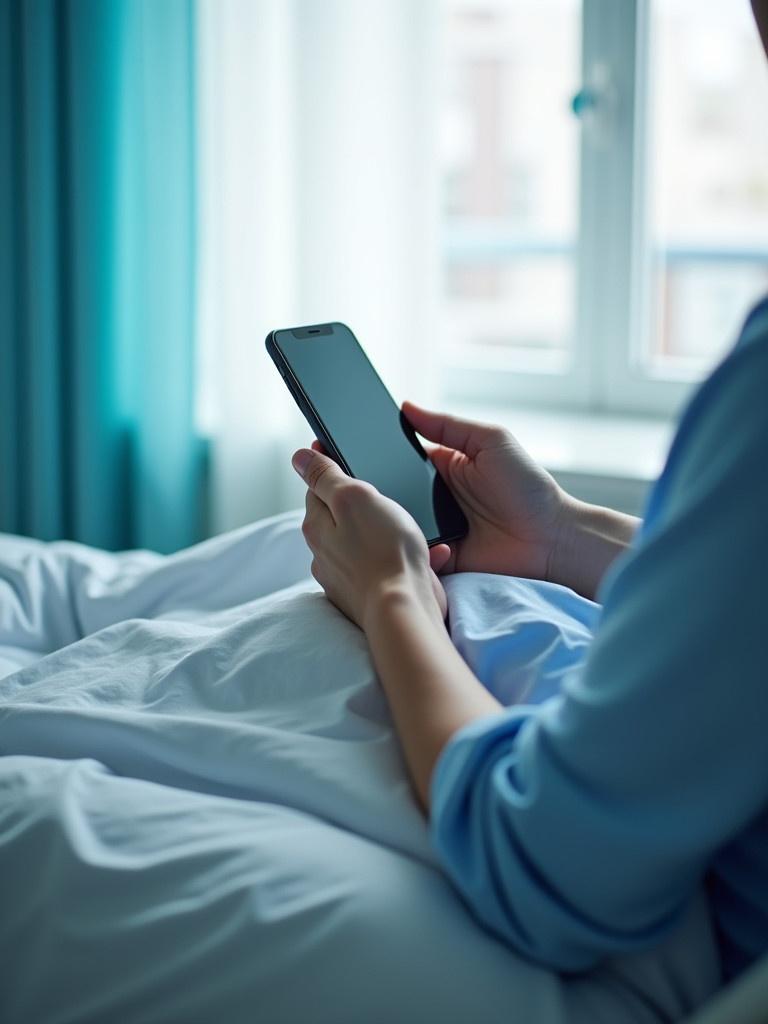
[451,403,677,516]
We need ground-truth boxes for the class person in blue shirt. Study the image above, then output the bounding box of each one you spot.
[290,1,768,986]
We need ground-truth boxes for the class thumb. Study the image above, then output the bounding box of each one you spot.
[291,447,346,505]
[402,400,496,458]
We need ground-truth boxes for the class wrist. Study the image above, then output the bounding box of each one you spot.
[363,572,444,635]
[548,496,639,599]
[544,490,581,586]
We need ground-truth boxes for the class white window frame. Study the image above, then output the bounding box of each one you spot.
[441,0,700,420]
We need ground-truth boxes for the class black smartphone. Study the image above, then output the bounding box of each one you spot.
[266,322,468,546]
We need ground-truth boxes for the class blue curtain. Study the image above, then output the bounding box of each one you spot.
[0,0,205,553]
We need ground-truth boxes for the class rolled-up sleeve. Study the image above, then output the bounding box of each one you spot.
[430,335,768,972]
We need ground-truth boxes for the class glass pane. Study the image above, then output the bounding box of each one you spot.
[646,0,768,372]
[440,0,581,362]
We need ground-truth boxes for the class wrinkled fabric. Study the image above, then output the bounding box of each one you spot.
[0,511,719,1022]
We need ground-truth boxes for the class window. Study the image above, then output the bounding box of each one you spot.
[441,0,580,364]
[439,0,768,416]
[645,0,768,372]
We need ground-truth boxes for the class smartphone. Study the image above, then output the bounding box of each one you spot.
[266,322,468,546]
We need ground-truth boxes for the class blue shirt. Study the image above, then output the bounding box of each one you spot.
[431,296,768,981]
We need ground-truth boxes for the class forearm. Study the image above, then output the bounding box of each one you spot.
[550,496,640,601]
[363,581,501,811]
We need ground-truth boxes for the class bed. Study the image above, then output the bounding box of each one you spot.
[0,511,721,1023]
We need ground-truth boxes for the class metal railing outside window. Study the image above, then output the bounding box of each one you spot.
[439,0,768,417]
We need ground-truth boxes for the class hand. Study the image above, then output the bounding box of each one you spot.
[402,401,569,581]
[292,446,451,628]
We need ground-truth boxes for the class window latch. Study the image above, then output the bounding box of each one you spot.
[570,63,618,146]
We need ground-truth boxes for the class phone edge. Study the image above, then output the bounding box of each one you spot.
[265,331,353,476]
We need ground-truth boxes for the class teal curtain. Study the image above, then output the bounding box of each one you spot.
[0,0,205,553]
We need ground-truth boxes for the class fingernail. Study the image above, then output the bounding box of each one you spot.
[292,449,312,477]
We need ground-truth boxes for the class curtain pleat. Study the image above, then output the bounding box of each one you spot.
[0,0,204,553]
[0,0,21,533]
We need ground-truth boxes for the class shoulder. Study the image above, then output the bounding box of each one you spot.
[643,296,768,533]
[737,293,768,351]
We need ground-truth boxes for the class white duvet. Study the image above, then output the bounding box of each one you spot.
[0,512,719,1023]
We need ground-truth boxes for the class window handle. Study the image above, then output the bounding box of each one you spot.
[570,63,618,145]
[571,87,598,118]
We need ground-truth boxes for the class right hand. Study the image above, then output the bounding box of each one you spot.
[402,401,570,581]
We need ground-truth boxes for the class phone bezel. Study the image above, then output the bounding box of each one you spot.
[265,330,352,473]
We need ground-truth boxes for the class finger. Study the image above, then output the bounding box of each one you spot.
[292,448,348,508]
[401,400,500,458]
[429,542,456,576]
[311,438,330,455]
[426,444,458,480]
[420,440,460,476]
[429,543,452,573]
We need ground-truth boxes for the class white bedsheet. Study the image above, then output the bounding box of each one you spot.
[0,512,720,1023]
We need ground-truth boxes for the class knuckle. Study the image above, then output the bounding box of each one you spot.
[485,424,511,446]
[310,558,324,585]
[333,487,354,512]
[350,479,375,499]
[307,460,332,491]
[403,529,426,560]
[335,481,368,511]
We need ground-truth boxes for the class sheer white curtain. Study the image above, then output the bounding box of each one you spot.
[197,0,440,535]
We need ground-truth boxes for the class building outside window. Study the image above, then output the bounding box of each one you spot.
[439,0,768,416]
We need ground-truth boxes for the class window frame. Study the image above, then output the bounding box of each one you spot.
[440,0,704,420]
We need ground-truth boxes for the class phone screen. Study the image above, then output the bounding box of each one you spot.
[269,323,467,545]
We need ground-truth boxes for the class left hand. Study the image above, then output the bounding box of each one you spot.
[292,446,451,628]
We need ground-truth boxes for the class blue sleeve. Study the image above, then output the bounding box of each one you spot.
[430,337,768,972]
